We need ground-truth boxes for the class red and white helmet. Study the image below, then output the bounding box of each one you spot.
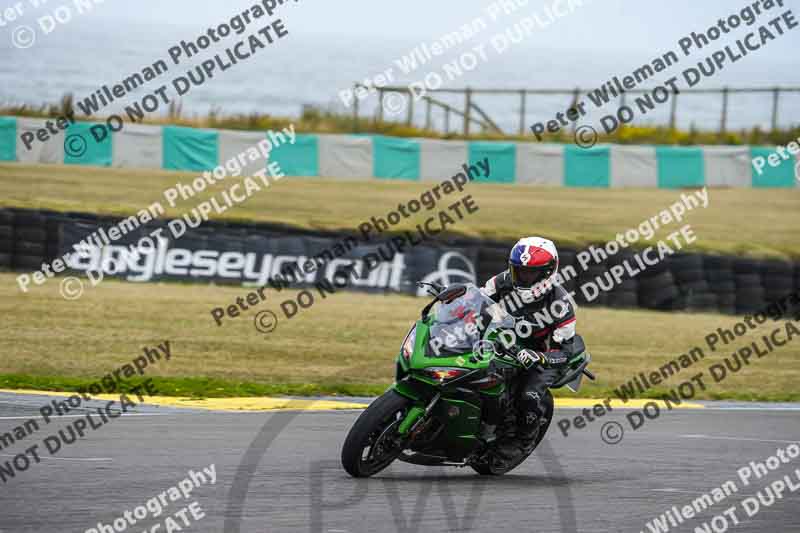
[508,237,559,302]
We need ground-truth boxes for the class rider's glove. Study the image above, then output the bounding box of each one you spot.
[516,349,543,369]
[543,352,570,367]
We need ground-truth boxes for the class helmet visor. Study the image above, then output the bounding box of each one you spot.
[510,263,554,289]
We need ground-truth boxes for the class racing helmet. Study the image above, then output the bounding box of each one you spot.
[508,237,559,302]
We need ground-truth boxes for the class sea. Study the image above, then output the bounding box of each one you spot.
[1,21,798,134]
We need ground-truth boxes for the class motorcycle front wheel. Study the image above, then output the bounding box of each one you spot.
[341,390,412,478]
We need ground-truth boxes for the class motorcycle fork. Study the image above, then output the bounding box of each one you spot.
[397,393,440,436]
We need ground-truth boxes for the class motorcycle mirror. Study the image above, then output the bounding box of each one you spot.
[416,281,444,297]
[436,284,466,303]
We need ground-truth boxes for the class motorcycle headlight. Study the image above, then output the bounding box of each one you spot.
[422,367,469,383]
[401,325,417,361]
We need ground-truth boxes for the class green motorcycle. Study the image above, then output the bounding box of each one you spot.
[341,283,594,477]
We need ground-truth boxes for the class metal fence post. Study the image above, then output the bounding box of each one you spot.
[571,88,580,134]
[406,89,414,127]
[464,87,472,136]
[425,98,432,130]
[771,87,780,131]
[669,91,678,130]
[377,88,384,124]
[518,90,526,136]
[720,87,729,135]
[444,107,451,134]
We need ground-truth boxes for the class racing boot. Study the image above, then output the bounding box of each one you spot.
[517,411,541,444]
[494,438,525,462]
[478,423,497,443]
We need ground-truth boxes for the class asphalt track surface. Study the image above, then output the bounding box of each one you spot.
[1,393,799,533]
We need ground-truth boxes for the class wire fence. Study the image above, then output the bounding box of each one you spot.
[350,84,800,136]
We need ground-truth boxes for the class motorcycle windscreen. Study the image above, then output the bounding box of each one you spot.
[426,285,512,357]
[427,322,479,356]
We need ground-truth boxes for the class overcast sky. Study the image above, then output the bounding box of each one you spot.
[5,0,798,76]
[89,0,799,57]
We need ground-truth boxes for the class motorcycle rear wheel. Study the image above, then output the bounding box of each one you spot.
[341,390,411,478]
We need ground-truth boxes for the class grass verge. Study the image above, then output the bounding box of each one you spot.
[1,273,798,402]
[1,163,799,258]
[1,374,798,402]
[0,374,385,398]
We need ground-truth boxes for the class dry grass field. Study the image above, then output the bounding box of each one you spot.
[2,163,798,400]
[1,273,798,401]
[1,163,799,257]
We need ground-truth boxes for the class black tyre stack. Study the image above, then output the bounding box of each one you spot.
[1,205,798,319]
[557,248,579,296]
[734,259,765,314]
[761,259,795,305]
[606,250,638,309]
[670,253,717,312]
[704,255,736,315]
[575,251,609,307]
[795,263,800,295]
[11,209,49,271]
[0,208,13,270]
[636,257,678,311]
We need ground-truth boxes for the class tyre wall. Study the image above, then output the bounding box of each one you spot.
[1,206,797,315]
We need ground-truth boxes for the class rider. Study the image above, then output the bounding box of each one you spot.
[480,236,579,457]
